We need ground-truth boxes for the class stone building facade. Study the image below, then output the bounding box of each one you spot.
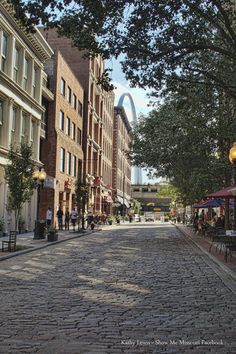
[0,1,53,232]
[40,51,84,223]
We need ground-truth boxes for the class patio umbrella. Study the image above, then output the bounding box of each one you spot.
[206,186,236,198]
[193,198,224,208]
[206,186,236,229]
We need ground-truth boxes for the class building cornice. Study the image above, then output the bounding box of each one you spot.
[0,1,53,62]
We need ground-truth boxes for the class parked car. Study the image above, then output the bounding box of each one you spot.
[145,213,155,222]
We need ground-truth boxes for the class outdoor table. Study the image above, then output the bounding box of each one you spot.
[209,234,236,262]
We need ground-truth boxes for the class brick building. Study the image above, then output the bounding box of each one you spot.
[40,28,115,214]
[40,51,84,223]
[112,106,132,216]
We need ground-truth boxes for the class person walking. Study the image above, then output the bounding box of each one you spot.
[56,206,63,230]
[65,208,70,231]
[46,207,53,227]
[71,208,77,231]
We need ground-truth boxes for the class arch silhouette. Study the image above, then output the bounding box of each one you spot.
[118,93,142,184]
[118,93,137,123]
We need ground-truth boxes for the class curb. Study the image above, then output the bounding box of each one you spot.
[175,224,236,294]
[0,229,99,262]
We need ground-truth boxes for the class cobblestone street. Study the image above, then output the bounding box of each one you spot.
[0,224,235,354]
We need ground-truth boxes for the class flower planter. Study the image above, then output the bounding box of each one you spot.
[47,232,58,242]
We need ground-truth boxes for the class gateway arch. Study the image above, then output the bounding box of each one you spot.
[118,93,142,185]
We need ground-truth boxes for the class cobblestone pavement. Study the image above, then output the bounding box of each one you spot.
[0,224,235,354]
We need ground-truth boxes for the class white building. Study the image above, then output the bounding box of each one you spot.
[0,1,53,233]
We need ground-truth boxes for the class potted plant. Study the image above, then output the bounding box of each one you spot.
[0,218,4,237]
[116,214,121,224]
[108,215,114,225]
[47,225,58,242]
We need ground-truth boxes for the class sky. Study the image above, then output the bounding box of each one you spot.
[108,58,159,184]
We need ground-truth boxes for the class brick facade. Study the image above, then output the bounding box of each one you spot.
[40,29,115,214]
[40,51,84,224]
[113,106,132,215]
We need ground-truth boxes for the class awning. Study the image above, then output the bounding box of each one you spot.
[116,196,123,204]
[115,196,130,207]
[124,200,130,208]
[206,186,236,198]
[193,199,224,208]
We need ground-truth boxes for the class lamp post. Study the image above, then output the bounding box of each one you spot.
[229,142,236,230]
[32,168,47,238]
[122,173,125,223]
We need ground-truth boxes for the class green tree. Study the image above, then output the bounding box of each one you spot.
[75,178,88,230]
[158,184,179,202]
[4,141,36,230]
[131,83,235,205]
[11,0,236,98]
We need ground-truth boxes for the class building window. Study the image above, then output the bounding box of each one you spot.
[59,110,64,130]
[23,57,29,91]
[66,117,70,136]
[11,107,16,143]
[30,120,35,141]
[60,147,65,172]
[72,122,76,140]
[77,127,82,145]
[12,107,16,131]
[1,32,8,72]
[21,113,27,140]
[67,152,71,175]
[72,155,77,177]
[78,100,83,116]
[61,77,65,96]
[67,86,72,103]
[72,94,77,110]
[0,100,3,125]
[13,46,20,83]
[32,67,37,98]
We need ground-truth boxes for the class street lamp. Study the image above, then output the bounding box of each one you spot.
[122,173,125,223]
[229,142,236,230]
[33,168,47,239]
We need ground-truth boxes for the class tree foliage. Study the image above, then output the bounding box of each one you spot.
[131,83,236,205]
[4,141,35,229]
[10,0,236,98]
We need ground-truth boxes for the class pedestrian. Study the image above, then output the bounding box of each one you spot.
[87,212,94,228]
[56,206,63,230]
[46,207,53,227]
[71,208,77,231]
[65,208,70,230]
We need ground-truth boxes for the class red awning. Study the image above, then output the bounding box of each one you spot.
[206,186,236,198]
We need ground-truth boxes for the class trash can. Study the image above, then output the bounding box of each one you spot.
[34,220,46,239]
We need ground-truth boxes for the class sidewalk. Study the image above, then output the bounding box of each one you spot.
[0,224,114,261]
[176,223,236,274]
